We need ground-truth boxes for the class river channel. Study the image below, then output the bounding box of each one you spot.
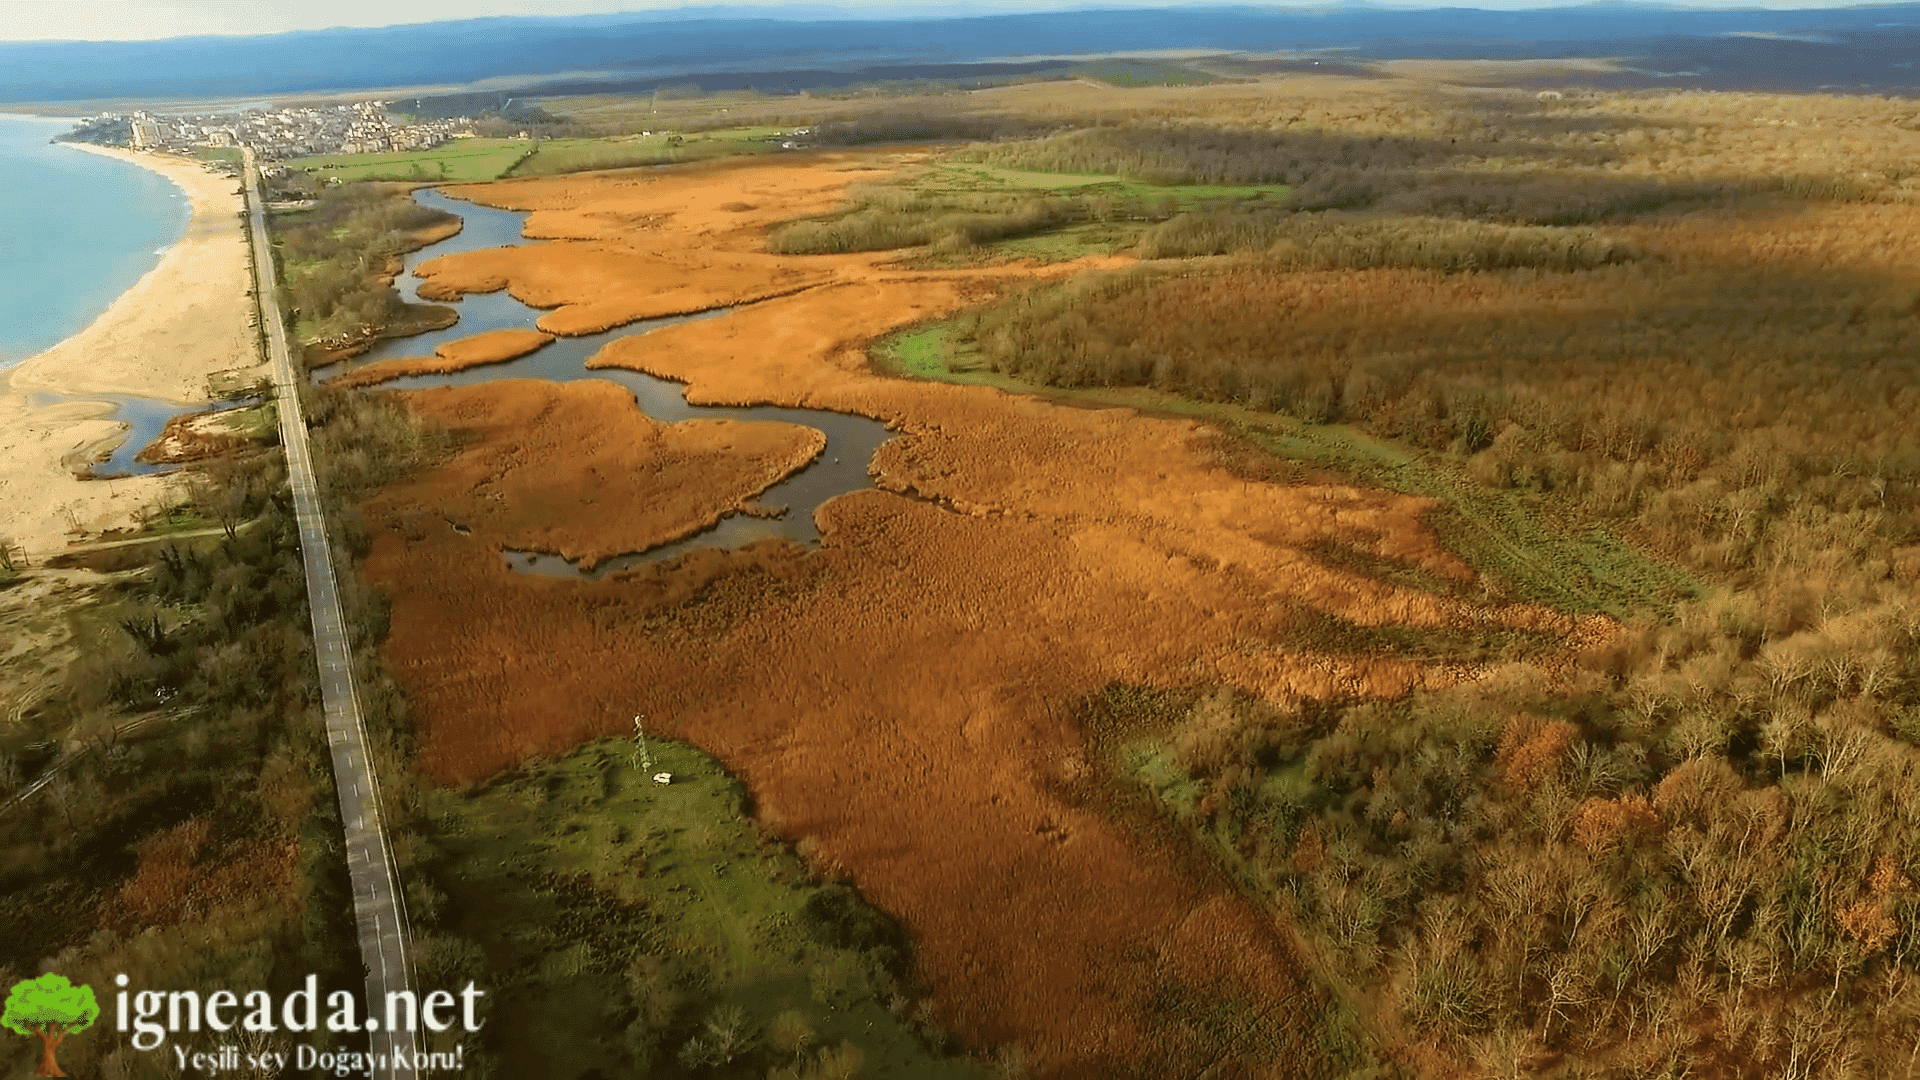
[328,187,898,578]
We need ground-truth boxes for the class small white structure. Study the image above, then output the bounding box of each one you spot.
[634,714,670,785]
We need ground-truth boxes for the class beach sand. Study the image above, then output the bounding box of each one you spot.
[0,144,259,556]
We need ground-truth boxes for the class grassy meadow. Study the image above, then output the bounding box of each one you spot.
[290,137,533,182]
[406,739,988,1080]
[287,128,803,184]
[190,145,243,165]
[509,127,791,176]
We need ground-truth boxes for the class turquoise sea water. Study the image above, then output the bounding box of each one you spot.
[0,114,191,368]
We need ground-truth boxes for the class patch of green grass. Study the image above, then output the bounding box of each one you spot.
[921,220,1145,266]
[216,403,278,439]
[871,325,1027,391]
[290,138,532,182]
[420,739,987,1080]
[1069,59,1220,87]
[510,127,791,176]
[919,164,1290,209]
[191,146,243,164]
[874,319,1700,618]
[927,164,1134,191]
[924,166,1288,262]
[1239,421,1702,616]
[138,504,217,536]
[775,160,1290,263]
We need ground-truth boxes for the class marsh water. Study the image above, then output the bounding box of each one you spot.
[336,188,897,578]
[69,393,257,479]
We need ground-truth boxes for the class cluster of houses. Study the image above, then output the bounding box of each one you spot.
[116,101,476,161]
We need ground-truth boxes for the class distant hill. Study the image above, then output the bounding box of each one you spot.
[3,3,1918,103]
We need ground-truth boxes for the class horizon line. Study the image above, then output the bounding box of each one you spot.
[3,0,1913,46]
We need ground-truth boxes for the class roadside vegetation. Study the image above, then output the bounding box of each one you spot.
[0,447,365,1080]
[0,170,513,1080]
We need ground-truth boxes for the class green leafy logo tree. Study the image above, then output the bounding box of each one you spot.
[3,975,98,1077]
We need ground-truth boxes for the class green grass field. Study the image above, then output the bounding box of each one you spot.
[507,127,791,176]
[924,163,1290,207]
[289,138,532,182]
[419,739,987,1080]
[215,402,278,439]
[538,91,795,129]
[873,320,1700,617]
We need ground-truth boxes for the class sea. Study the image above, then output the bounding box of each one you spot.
[0,113,191,369]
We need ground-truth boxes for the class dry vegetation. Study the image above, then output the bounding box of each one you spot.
[379,380,825,568]
[324,328,554,390]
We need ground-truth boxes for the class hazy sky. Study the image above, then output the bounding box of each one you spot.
[0,0,1879,42]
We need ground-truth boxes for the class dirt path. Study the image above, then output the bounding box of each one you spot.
[360,149,1603,1078]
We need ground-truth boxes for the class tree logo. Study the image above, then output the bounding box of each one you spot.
[3,975,98,1077]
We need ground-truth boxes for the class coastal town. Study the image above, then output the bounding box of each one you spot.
[60,100,476,161]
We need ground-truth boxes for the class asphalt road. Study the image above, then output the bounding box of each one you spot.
[244,151,421,1078]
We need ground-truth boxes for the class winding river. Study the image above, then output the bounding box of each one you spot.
[330,188,898,578]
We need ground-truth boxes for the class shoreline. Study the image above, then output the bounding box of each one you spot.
[0,142,260,555]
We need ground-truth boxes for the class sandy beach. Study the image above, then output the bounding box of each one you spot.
[0,143,259,556]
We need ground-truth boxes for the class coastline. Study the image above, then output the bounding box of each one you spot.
[0,143,260,555]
